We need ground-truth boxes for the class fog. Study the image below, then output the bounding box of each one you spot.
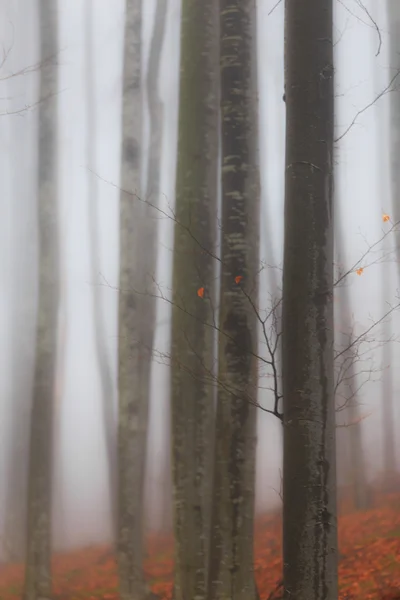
[0,0,398,558]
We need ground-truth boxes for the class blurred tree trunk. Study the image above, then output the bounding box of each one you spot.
[23,0,60,598]
[334,218,368,510]
[170,0,218,598]
[52,266,67,548]
[145,0,167,209]
[117,0,145,598]
[85,0,117,536]
[282,0,337,598]
[117,0,166,596]
[5,3,38,560]
[383,0,398,479]
[142,0,169,539]
[6,165,35,562]
[208,2,260,599]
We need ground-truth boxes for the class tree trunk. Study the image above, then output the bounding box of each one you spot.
[23,1,60,598]
[5,3,38,560]
[282,0,337,598]
[85,0,117,536]
[334,218,368,510]
[117,0,158,597]
[52,267,67,548]
[383,0,398,478]
[208,2,260,600]
[170,0,218,598]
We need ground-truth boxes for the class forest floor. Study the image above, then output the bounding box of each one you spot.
[1,493,400,599]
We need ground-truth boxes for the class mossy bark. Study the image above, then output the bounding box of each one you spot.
[208,2,260,600]
[282,0,337,599]
[170,1,219,599]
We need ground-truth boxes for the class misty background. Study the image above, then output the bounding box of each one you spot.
[0,0,398,557]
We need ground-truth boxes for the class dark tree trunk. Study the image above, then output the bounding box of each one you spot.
[170,0,219,598]
[282,0,337,598]
[208,2,260,599]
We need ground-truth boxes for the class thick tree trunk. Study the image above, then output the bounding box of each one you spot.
[208,3,260,600]
[23,1,60,598]
[282,0,337,599]
[85,0,118,536]
[170,1,218,599]
[117,1,148,599]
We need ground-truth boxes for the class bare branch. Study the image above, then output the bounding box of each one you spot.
[335,70,400,143]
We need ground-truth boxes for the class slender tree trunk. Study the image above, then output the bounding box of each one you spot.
[52,272,67,548]
[334,218,368,510]
[145,0,167,209]
[85,0,117,536]
[117,0,164,596]
[117,0,145,598]
[170,0,218,598]
[208,2,260,600]
[23,1,60,598]
[383,0,398,478]
[5,6,38,559]
[282,0,337,598]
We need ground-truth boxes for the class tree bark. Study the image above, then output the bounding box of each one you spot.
[282,0,337,598]
[208,2,260,600]
[117,1,147,599]
[85,0,118,536]
[23,1,60,598]
[170,0,218,599]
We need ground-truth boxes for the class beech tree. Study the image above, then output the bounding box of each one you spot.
[117,0,147,598]
[23,0,60,598]
[282,1,337,599]
[117,0,167,596]
[384,0,398,478]
[208,2,260,599]
[169,0,218,598]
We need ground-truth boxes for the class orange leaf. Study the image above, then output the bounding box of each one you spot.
[235,275,243,284]
[197,287,205,298]
[356,267,364,276]
[382,213,390,222]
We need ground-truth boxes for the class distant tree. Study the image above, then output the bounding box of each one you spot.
[383,0,398,479]
[208,1,260,599]
[169,0,218,598]
[85,0,117,534]
[334,218,368,510]
[145,0,167,211]
[282,1,338,600]
[117,0,168,594]
[116,0,148,598]
[4,12,39,562]
[23,0,60,597]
